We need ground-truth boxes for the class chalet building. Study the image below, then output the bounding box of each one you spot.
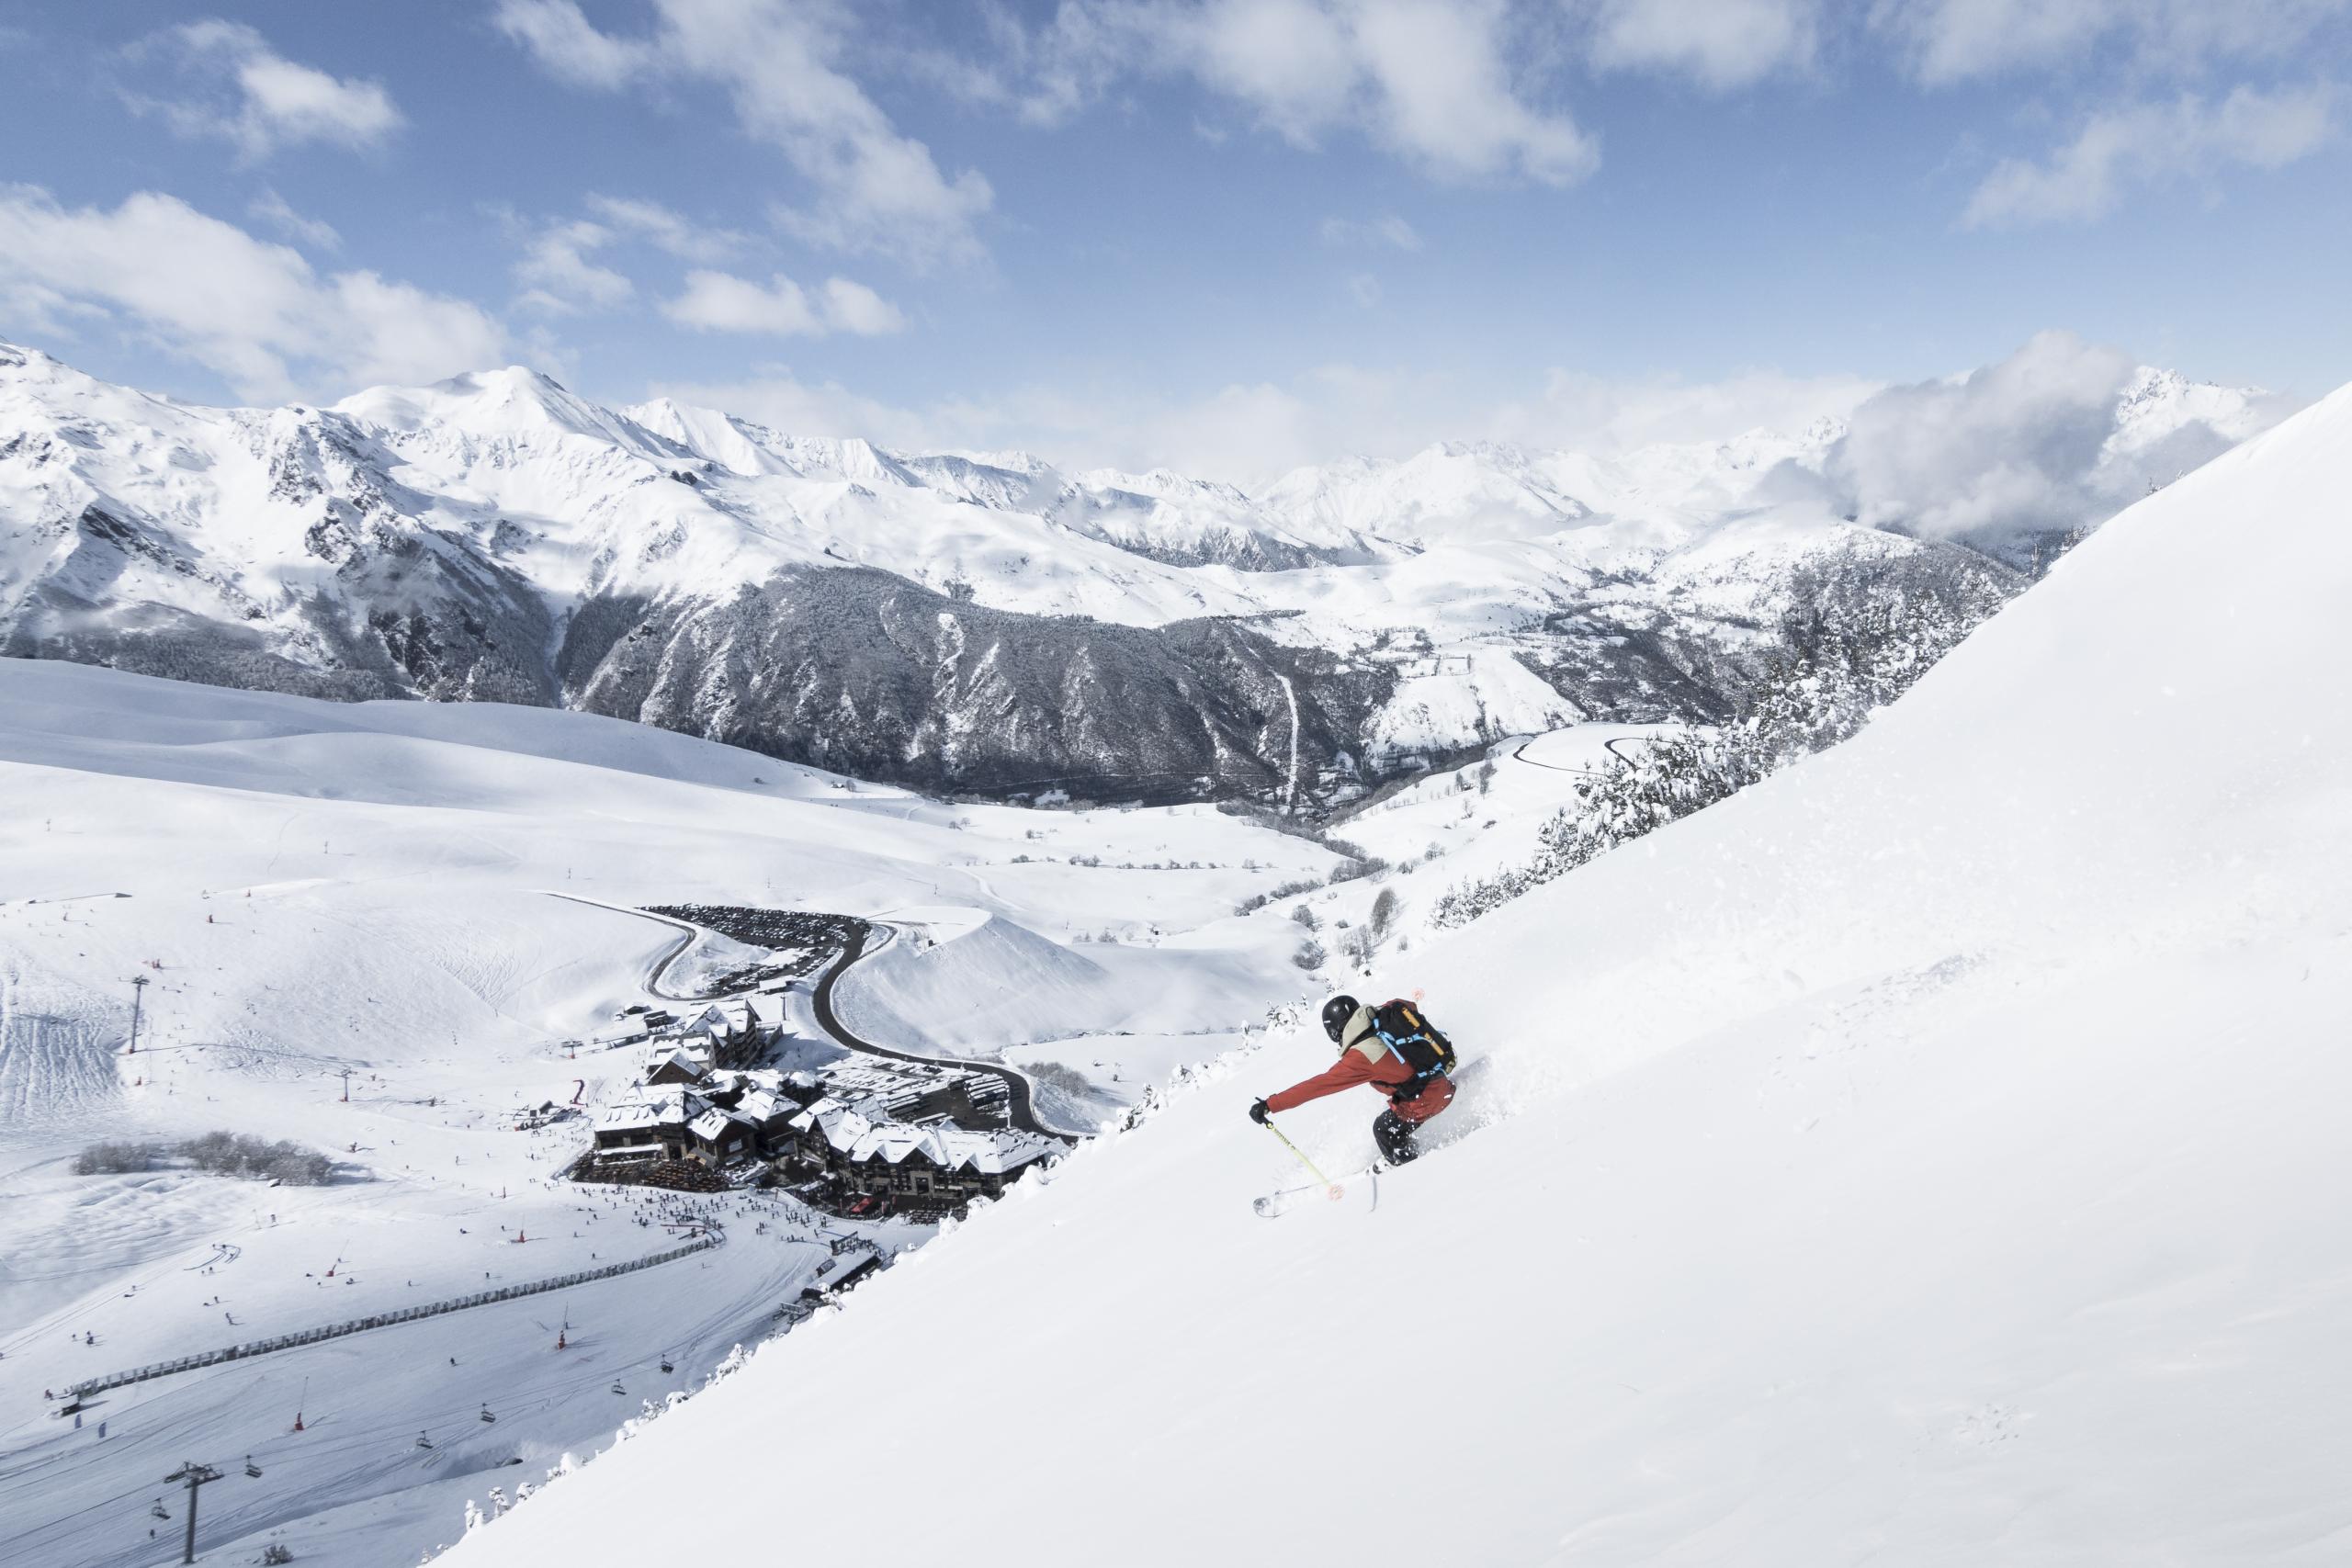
[687,1108,755,1167]
[677,998,767,1069]
[593,1089,701,1163]
[785,1096,1057,1207]
[583,1022,1055,1205]
[644,1043,713,1087]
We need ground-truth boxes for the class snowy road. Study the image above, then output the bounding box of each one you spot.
[808,922,1071,1141]
[548,894,1075,1142]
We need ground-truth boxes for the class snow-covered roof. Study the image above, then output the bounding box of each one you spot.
[595,1102,662,1133]
[644,1044,708,1080]
[786,1095,1055,1174]
[737,1089,788,1125]
[931,1126,1057,1176]
[688,1108,745,1142]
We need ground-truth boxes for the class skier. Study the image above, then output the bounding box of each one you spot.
[1250,994,1455,1166]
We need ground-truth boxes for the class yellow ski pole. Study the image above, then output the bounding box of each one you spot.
[1261,1117,1344,1200]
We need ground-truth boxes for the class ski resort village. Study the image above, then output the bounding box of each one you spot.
[6,5,2352,1566]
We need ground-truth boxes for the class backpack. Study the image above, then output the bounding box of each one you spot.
[1369,998,1455,1100]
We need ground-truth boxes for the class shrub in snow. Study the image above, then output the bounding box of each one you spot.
[1023,1060,1095,1100]
[260,1546,294,1565]
[73,1140,162,1175]
[1435,559,2013,929]
[75,1133,336,1183]
[1236,876,1320,916]
[1292,937,1326,971]
[179,1131,338,1184]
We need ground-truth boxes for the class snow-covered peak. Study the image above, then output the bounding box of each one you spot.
[2108,364,2284,457]
[336,365,681,460]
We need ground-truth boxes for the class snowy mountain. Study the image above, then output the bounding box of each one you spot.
[0,655,1350,1566]
[437,380,2352,1565]
[0,341,2260,805]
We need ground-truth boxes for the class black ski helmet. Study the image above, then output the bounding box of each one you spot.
[1320,994,1359,1043]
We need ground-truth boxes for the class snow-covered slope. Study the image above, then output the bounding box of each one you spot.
[445,385,2352,1566]
[0,340,2076,804]
[0,659,1362,1566]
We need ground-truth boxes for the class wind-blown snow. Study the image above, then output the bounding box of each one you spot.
[445,384,2352,1566]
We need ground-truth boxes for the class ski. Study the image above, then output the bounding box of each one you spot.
[1252,1165,1378,1218]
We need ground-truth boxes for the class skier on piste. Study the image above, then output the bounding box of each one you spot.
[1250,994,1455,1166]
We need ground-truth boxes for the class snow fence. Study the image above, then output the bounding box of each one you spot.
[66,1233,719,1399]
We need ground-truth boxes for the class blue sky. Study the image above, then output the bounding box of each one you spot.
[1,0,2346,479]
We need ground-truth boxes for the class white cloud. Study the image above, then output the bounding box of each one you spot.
[487,0,651,88]
[247,188,341,252]
[0,185,504,401]
[818,276,909,335]
[1319,214,1423,249]
[662,270,820,334]
[1345,273,1384,307]
[1585,0,1821,89]
[583,194,744,262]
[1870,0,2352,84]
[1822,330,2138,543]
[661,269,905,336]
[129,19,402,159]
[1965,84,2335,227]
[645,356,1880,486]
[494,0,991,267]
[513,218,634,314]
[1010,0,1597,186]
[1502,366,1882,453]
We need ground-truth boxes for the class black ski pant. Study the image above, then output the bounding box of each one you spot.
[1373,1109,1420,1166]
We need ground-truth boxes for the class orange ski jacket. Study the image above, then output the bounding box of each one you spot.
[1265,1003,1455,1124]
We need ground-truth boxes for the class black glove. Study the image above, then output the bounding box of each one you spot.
[1249,1098,1271,1125]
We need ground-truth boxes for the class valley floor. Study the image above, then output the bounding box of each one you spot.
[0,659,1489,1568]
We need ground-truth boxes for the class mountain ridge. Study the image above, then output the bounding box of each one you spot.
[0,340,2260,805]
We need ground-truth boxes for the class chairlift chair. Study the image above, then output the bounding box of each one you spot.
[245,1456,263,1478]
[610,1380,626,1395]
[414,1431,434,1450]
[151,1500,170,1520]
[479,1405,497,1423]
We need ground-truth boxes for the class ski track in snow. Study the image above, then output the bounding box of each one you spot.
[0,965,120,1139]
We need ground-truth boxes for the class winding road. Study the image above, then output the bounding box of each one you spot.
[548,894,1075,1143]
[808,923,1073,1142]
[1509,731,1668,778]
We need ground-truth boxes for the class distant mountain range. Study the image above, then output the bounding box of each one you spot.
[0,342,2269,806]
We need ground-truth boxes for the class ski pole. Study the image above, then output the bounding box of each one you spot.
[1261,1118,1341,1196]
